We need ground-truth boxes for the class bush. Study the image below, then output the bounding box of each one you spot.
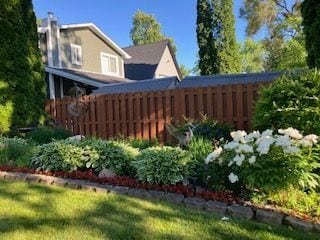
[0,136,36,167]
[0,82,13,133]
[118,137,159,149]
[187,137,213,183]
[132,146,192,185]
[84,139,139,176]
[253,69,320,135]
[205,128,320,194]
[31,139,99,171]
[176,116,232,143]
[27,126,72,144]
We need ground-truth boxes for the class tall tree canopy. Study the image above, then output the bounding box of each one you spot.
[130,10,176,52]
[240,0,307,71]
[301,0,320,68]
[0,0,45,132]
[197,0,240,75]
[240,38,266,73]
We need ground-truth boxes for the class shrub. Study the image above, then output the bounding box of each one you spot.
[187,137,213,183]
[84,139,139,176]
[205,128,320,194]
[118,137,159,149]
[253,69,320,135]
[27,126,72,144]
[0,136,36,167]
[132,146,192,185]
[31,139,99,171]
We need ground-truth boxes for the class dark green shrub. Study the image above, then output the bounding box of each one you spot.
[132,146,192,185]
[0,136,36,167]
[31,139,99,171]
[253,69,320,135]
[84,139,139,176]
[27,126,72,144]
[117,137,159,149]
[187,137,213,183]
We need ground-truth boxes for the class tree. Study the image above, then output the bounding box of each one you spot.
[301,0,320,68]
[240,0,307,70]
[240,39,265,73]
[179,65,191,78]
[0,0,45,132]
[196,0,240,75]
[130,10,177,52]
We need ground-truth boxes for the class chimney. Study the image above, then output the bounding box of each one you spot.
[46,12,61,67]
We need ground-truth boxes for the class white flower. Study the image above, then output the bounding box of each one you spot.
[261,129,273,137]
[238,144,254,153]
[302,134,318,145]
[284,146,300,154]
[230,130,247,142]
[244,131,260,142]
[278,127,303,140]
[204,147,223,164]
[256,136,275,155]
[248,155,256,164]
[221,216,229,221]
[233,154,245,166]
[275,135,291,147]
[224,141,239,150]
[228,172,239,183]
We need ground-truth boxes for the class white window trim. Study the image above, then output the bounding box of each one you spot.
[71,43,82,65]
[100,52,120,77]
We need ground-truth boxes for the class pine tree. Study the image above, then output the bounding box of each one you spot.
[0,0,45,132]
[196,0,240,75]
[302,0,320,68]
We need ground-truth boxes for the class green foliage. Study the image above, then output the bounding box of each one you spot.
[84,139,139,176]
[130,10,177,53]
[132,146,192,185]
[27,126,72,144]
[0,136,36,167]
[197,0,240,74]
[253,69,320,135]
[302,0,320,68]
[187,137,212,182]
[0,0,46,130]
[240,38,266,73]
[123,137,159,150]
[31,140,98,171]
[179,64,191,78]
[0,82,13,133]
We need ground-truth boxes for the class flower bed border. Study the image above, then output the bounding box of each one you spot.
[0,169,319,233]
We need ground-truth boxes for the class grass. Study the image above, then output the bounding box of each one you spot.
[0,180,318,240]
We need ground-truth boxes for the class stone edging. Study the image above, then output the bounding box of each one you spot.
[0,170,319,233]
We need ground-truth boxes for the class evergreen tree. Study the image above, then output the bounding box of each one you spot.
[196,0,240,75]
[0,0,45,132]
[302,0,320,68]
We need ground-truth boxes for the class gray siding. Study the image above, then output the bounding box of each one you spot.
[39,33,48,65]
[59,28,124,77]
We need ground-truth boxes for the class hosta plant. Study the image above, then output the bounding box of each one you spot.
[84,139,139,176]
[205,128,320,193]
[132,146,192,185]
[31,139,99,171]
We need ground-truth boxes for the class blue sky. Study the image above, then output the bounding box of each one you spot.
[33,0,253,70]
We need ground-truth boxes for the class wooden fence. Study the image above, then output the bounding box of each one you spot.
[45,83,265,143]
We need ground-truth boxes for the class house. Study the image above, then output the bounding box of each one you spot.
[178,71,283,88]
[38,13,181,99]
[123,40,182,80]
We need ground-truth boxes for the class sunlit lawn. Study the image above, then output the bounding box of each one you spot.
[0,179,318,240]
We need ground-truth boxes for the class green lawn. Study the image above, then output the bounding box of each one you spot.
[0,180,318,240]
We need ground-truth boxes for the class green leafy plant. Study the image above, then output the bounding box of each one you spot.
[187,137,213,183]
[0,136,36,167]
[27,126,72,144]
[31,139,99,171]
[118,137,159,150]
[84,139,139,176]
[132,146,192,185]
[253,69,320,135]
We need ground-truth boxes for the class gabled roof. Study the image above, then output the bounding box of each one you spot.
[123,40,181,80]
[46,67,134,87]
[92,77,179,95]
[178,71,284,88]
[39,23,131,59]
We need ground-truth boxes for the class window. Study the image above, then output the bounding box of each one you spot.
[101,52,119,76]
[71,44,82,65]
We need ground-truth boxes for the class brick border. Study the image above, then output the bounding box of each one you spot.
[0,170,319,234]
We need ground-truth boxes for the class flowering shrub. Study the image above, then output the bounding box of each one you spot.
[132,146,192,185]
[205,128,320,193]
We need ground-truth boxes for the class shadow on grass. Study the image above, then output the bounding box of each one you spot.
[0,180,318,240]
